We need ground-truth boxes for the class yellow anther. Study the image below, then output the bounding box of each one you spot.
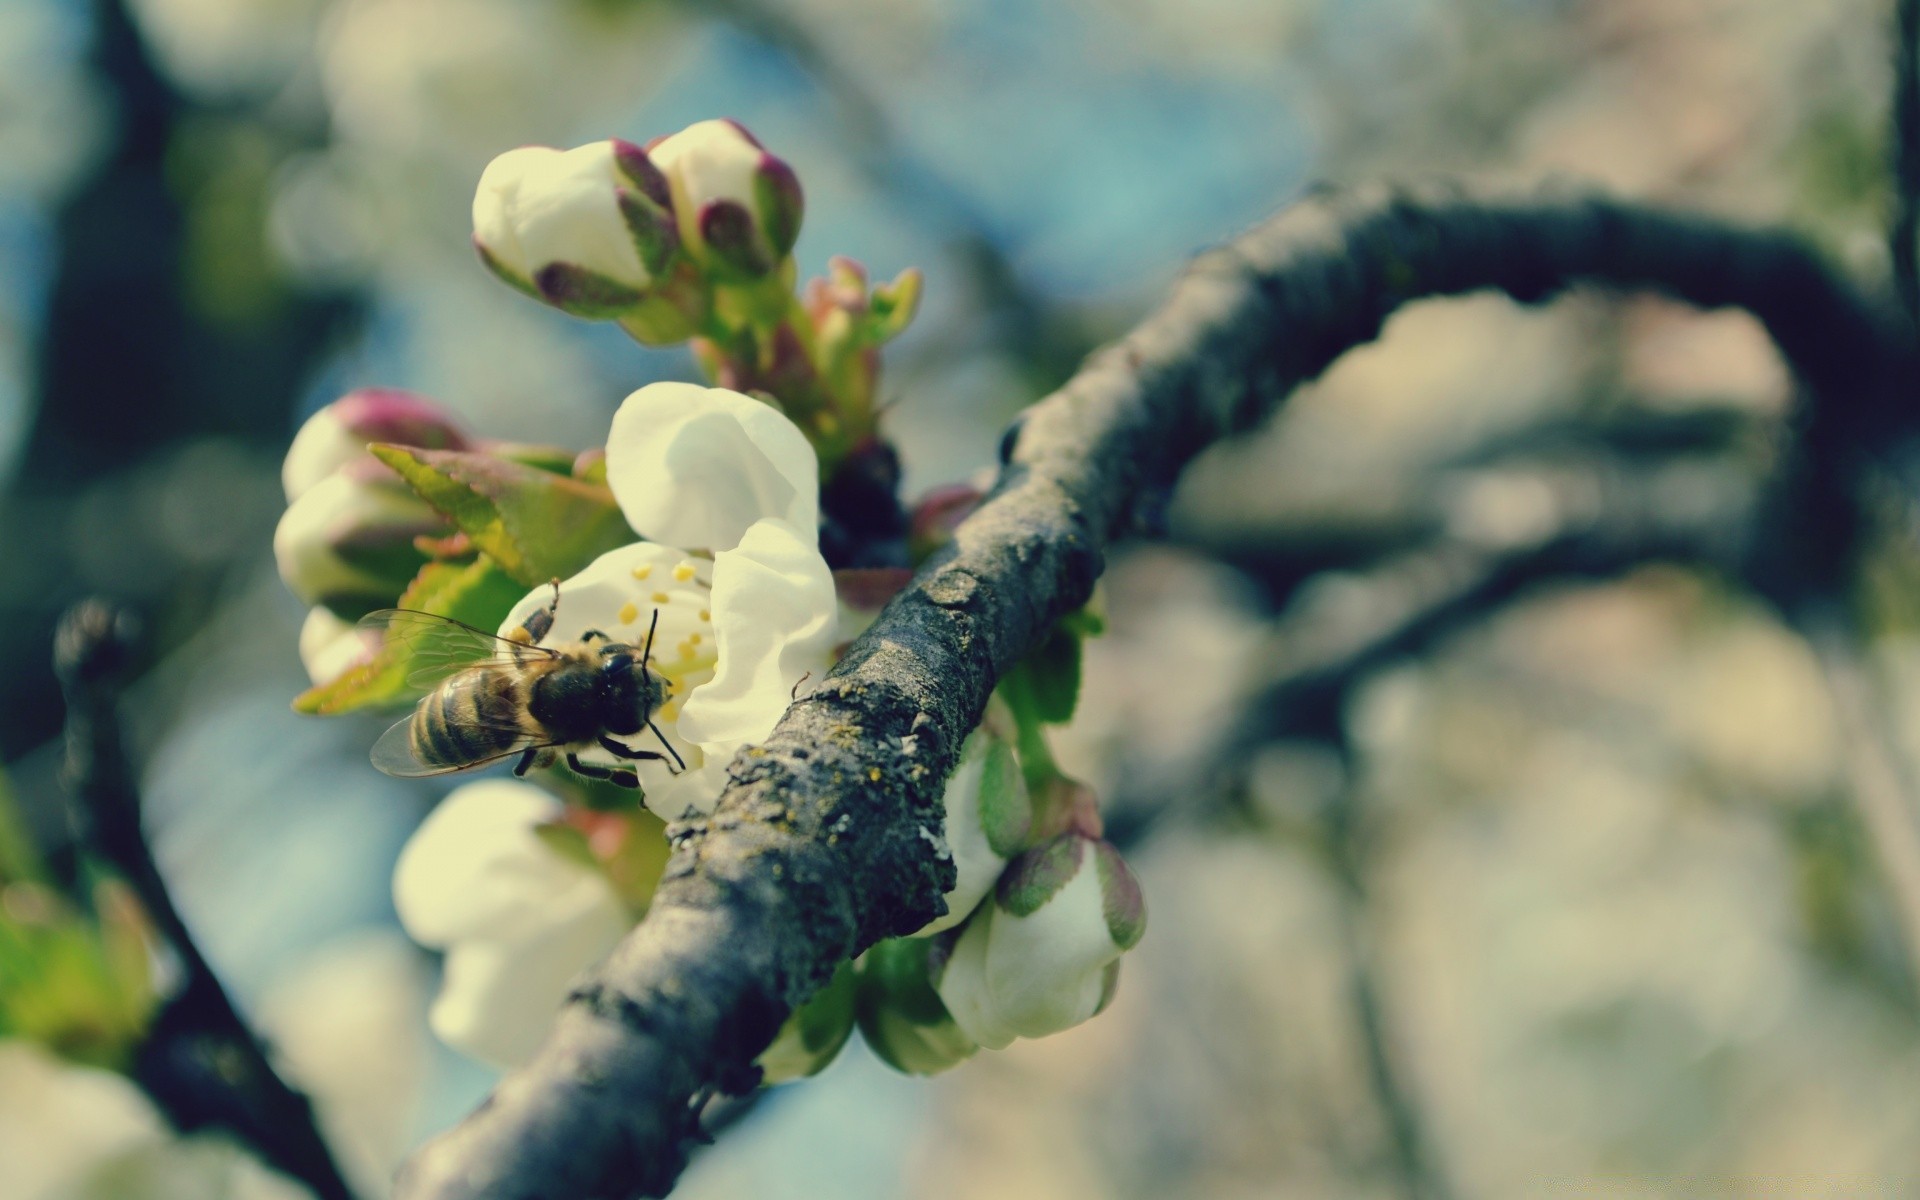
[617,602,638,625]
[652,591,670,605]
[673,562,697,582]
[698,608,711,623]
[687,632,702,645]
[679,640,698,660]
[659,702,680,722]
[631,563,652,580]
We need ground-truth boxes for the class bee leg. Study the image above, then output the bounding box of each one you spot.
[599,734,668,763]
[580,629,610,644]
[513,747,538,777]
[567,751,641,790]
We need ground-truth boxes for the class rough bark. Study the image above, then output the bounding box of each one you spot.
[396,187,1916,1200]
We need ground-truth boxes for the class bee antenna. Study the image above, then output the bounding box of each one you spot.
[548,578,561,615]
[649,719,688,773]
[641,606,661,664]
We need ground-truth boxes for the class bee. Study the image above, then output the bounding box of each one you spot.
[365,583,686,789]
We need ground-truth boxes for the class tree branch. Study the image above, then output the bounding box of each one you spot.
[55,601,355,1200]
[396,187,1914,1200]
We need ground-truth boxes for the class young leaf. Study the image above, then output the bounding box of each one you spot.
[293,557,527,714]
[370,445,636,586]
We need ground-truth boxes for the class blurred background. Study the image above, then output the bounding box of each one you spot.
[2,0,1916,1195]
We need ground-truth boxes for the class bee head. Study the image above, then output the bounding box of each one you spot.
[593,645,653,736]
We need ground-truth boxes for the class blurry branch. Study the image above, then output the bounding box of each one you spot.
[1895,0,1919,321]
[398,188,1915,1200]
[54,601,355,1200]
[1800,603,1920,978]
[1107,448,1757,843]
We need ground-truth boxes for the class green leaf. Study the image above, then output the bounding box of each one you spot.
[854,938,977,1076]
[0,770,45,885]
[371,445,636,587]
[294,557,527,714]
[757,959,858,1084]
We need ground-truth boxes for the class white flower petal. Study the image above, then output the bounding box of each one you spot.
[427,897,628,1068]
[932,909,1018,1052]
[649,119,771,258]
[473,142,648,289]
[298,606,378,687]
[910,729,1016,937]
[606,382,818,552]
[392,779,617,947]
[981,859,1119,1040]
[676,518,835,748]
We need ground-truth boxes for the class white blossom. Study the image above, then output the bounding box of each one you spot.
[392,779,631,1067]
[933,834,1145,1050]
[497,382,836,819]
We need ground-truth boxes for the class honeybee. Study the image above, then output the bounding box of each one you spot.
[365,584,686,789]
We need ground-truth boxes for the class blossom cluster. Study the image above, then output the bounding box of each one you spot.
[271,119,1145,1083]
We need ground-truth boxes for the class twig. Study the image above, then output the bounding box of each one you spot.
[55,600,355,1200]
[396,188,1913,1200]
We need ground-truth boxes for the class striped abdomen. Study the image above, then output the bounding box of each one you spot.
[409,667,529,766]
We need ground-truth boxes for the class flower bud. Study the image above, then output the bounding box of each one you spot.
[911,700,1032,936]
[472,139,682,321]
[855,937,978,1076]
[297,605,382,687]
[282,388,468,503]
[647,119,802,279]
[273,469,444,611]
[756,961,857,1085]
[933,833,1145,1050]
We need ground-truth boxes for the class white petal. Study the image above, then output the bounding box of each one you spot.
[605,382,817,552]
[497,543,716,799]
[981,859,1119,1040]
[932,909,1018,1052]
[298,606,378,687]
[426,894,629,1068]
[910,729,1014,937]
[0,1042,166,1200]
[281,406,363,502]
[676,518,835,748]
[473,142,647,288]
[272,473,424,606]
[392,779,619,947]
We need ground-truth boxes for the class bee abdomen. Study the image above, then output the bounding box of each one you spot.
[411,674,525,765]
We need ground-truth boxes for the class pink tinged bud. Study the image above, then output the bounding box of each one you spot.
[299,606,383,687]
[650,119,802,279]
[283,389,468,503]
[472,141,669,318]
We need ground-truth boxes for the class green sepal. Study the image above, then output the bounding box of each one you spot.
[757,959,858,1084]
[863,267,922,345]
[1001,621,1083,727]
[485,443,579,476]
[854,938,977,1076]
[996,834,1086,918]
[370,445,636,587]
[293,556,525,714]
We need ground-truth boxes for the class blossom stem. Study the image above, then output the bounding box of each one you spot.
[397,188,1917,1200]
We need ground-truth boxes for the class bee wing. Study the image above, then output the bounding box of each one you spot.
[358,608,558,690]
[369,698,555,778]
